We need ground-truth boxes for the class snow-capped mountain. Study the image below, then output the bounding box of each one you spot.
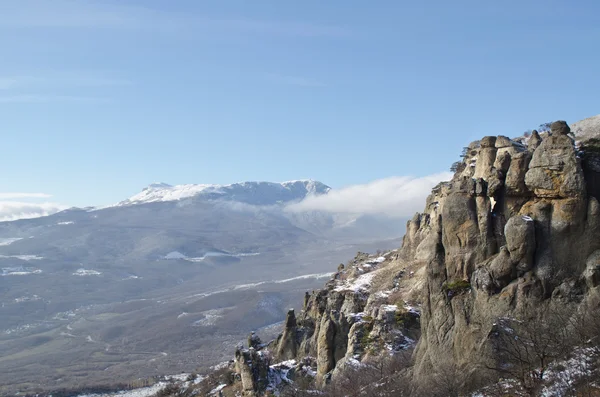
[0,178,402,394]
[116,180,331,207]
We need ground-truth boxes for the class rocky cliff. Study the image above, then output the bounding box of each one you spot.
[409,120,600,386]
[193,116,600,396]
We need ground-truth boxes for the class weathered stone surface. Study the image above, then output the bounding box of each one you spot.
[487,171,503,197]
[277,309,298,360]
[489,246,514,288]
[493,150,511,173]
[525,131,585,198]
[472,266,493,292]
[316,315,336,379]
[474,142,498,180]
[584,250,600,288]
[505,152,531,195]
[235,348,269,395]
[495,135,513,148]
[529,130,542,151]
[551,120,570,135]
[480,136,497,148]
[504,215,535,273]
[227,119,600,394]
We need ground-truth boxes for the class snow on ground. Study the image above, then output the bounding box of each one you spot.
[77,382,168,397]
[164,250,260,262]
[192,309,225,326]
[380,304,398,312]
[541,347,597,397]
[0,238,22,246]
[210,384,227,394]
[57,221,75,225]
[210,361,230,371]
[374,290,392,299]
[190,272,335,300]
[1,266,42,276]
[0,254,43,260]
[164,251,187,260]
[267,360,297,390]
[14,295,41,303]
[73,268,102,276]
[335,272,376,292]
[274,272,334,283]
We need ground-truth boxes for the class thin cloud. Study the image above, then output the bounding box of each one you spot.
[0,1,350,38]
[0,193,52,199]
[0,78,18,90]
[268,74,326,88]
[0,74,133,89]
[0,201,67,222]
[287,173,453,218]
[0,95,108,103]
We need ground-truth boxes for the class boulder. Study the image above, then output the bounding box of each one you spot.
[489,246,515,288]
[551,120,571,135]
[584,250,600,288]
[495,135,513,148]
[505,152,531,195]
[505,215,535,273]
[525,129,585,198]
[480,136,497,148]
[529,130,542,151]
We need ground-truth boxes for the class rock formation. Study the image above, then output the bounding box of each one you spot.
[208,117,600,396]
[406,119,600,389]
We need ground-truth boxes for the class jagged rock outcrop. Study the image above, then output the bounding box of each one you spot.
[215,116,600,396]
[403,119,600,390]
[235,347,269,396]
[277,309,298,360]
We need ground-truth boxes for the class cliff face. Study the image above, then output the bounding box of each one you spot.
[407,120,600,386]
[203,118,600,396]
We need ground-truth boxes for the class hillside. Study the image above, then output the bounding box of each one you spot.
[157,115,600,396]
[0,180,406,396]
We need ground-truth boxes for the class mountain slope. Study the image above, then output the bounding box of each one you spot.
[182,116,600,397]
[0,179,404,396]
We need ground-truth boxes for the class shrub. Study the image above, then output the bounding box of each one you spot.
[580,138,600,155]
[395,310,419,329]
[442,280,471,298]
[450,161,465,173]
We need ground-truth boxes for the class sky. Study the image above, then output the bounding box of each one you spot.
[1,0,600,218]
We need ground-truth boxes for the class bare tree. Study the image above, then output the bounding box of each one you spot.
[486,306,573,395]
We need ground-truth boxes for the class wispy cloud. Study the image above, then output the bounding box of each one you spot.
[267,74,326,88]
[0,94,108,104]
[287,173,453,218]
[0,193,52,199]
[0,74,132,89]
[0,72,128,104]
[0,1,350,38]
[0,78,18,90]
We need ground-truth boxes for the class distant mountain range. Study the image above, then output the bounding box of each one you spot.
[0,179,403,394]
[115,179,331,207]
[0,179,401,267]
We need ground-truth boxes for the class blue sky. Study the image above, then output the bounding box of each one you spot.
[1,0,599,213]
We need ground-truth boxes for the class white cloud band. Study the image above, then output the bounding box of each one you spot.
[0,192,53,199]
[287,173,452,218]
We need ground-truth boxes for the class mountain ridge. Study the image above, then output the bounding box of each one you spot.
[115,179,332,207]
[181,114,600,397]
